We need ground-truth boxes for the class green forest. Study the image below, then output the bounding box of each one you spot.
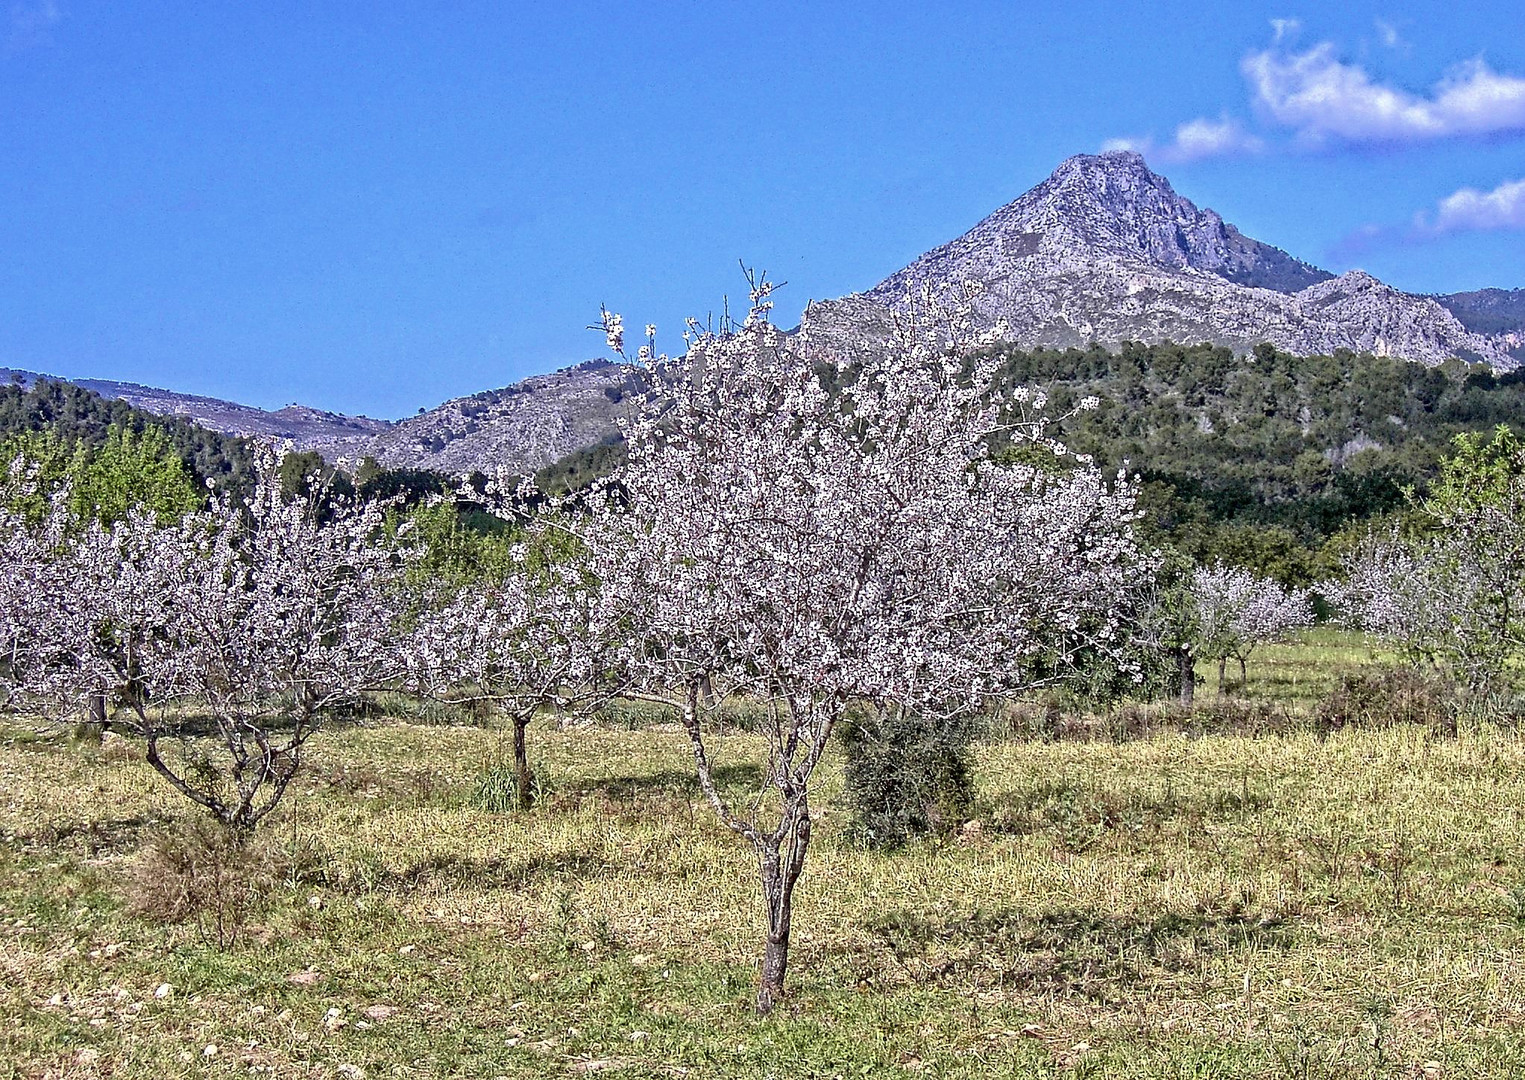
[995,341,1525,582]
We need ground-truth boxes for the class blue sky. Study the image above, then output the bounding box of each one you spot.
[3,1,1523,417]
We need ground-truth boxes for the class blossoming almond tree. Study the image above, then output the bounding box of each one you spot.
[3,445,409,835]
[1324,428,1525,696]
[401,526,619,809]
[578,281,1143,1012]
[1192,563,1314,694]
[0,460,73,704]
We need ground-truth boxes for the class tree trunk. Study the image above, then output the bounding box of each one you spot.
[1217,657,1227,698]
[1178,649,1195,707]
[513,715,534,811]
[79,692,108,742]
[1238,656,1248,691]
[755,796,811,1014]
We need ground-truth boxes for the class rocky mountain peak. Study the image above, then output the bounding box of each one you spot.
[870,151,1332,308]
[829,153,1519,371]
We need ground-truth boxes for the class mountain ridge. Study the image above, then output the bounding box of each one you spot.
[1,368,394,450]
[799,151,1519,371]
[8,150,1522,474]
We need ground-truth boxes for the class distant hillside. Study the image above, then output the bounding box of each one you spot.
[332,360,637,477]
[0,376,253,490]
[1,361,638,480]
[1,368,392,450]
[1435,289,1525,361]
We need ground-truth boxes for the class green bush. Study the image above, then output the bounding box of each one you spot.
[841,707,976,848]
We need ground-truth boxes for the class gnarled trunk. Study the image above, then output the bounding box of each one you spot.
[755,793,811,1014]
[1177,648,1195,707]
[1217,657,1227,698]
[673,679,829,1015]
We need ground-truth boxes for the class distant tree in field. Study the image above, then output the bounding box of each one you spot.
[3,424,202,526]
[1328,426,1525,694]
[2,444,409,835]
[1133,549,1204,706]
[67,424,204,524]
[1192,563,1314,694]
[576,278,1142,1013]
[401,521,617,810]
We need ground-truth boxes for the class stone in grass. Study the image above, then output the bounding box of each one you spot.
[362,1004,396,1021]
[287,971,322,986]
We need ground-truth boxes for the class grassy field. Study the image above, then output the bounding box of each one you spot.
[3,634,1524,1078]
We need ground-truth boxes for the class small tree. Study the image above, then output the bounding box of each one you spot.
[402,522,616,810]
[4,445,408,835]
[1326,427,1525,697]
[1135,549,1202,706]
[577,281,1142,1012]
[1192,563,1313,694]
[67,424,204,525]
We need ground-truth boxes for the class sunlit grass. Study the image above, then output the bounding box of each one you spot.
[2,644,1523,1078]
[1200,627,1399,708]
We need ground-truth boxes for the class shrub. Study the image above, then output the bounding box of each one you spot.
[841,708,977,848]
[125,818,282,948]
[1315,666,1460,737]
[1183,699,1299,738]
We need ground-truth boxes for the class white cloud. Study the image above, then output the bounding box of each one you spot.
[1242,42,1525,144]
[1167,116,1265,161]
[1374,19,1404,50]
[1270,17,1300,45]
[1422,176,1525,233]
[1101,117,1262,165]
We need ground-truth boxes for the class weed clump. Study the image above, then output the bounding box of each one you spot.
[125,818,282,948]
[472,760,549,811]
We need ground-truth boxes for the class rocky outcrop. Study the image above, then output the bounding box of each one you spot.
[1435,289,1525,362]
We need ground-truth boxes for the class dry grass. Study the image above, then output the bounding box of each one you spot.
[2,662,1524,1077]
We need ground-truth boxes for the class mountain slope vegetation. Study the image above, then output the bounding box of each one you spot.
[0,377,254,492]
